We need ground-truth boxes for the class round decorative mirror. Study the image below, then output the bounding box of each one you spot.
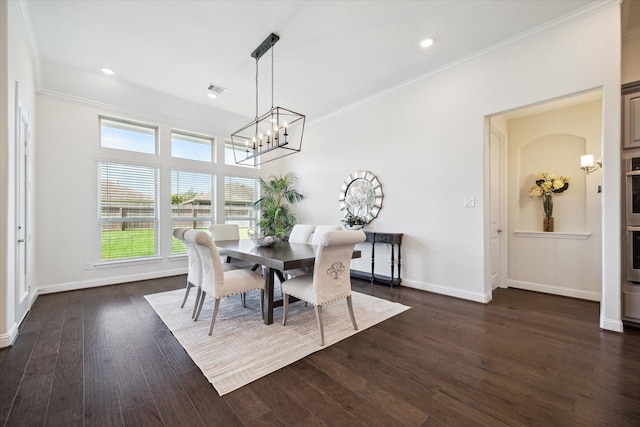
[338,170,383,223]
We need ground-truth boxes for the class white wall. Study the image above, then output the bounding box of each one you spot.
[284,4,622,329]
[507,100,603,300]
[0,0,38,347]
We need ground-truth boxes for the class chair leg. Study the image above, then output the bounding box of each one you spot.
[192,287,202,319]
[282,293,289,325]
[240,293,246,308]
[208,298,221,335]
[346,295,358,331]
[314,305,325,346]
[194,290,206,321]
[180,282,193,308]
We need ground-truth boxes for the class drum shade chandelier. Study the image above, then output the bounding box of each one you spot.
[231,33,305,166]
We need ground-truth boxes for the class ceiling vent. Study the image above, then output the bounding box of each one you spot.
[208,84,226,95]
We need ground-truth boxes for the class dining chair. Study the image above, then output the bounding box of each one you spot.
[288,224,315,244]
[281,230,366,346]
[175,227,239,318]
[185,229,265,335]
[286,224,342,280]
[173,227,194,308]
[209,224,240,263]
[310,224,342,245]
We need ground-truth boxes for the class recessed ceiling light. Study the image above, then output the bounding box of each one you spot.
[208,93,217,99]
[420,38,435,48]
[101,67,115,75]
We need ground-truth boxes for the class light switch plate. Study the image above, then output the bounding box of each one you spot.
[463,197,475,207]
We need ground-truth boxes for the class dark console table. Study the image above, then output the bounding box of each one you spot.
[351,231,403,287]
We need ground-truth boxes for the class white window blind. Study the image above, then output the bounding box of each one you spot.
[224,176,259,238]
[98,162,158,261]
[100,117,157,154]
[171,170,214,254]
[171,131,213,162]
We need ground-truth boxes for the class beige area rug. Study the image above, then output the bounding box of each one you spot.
[144,288,410,395]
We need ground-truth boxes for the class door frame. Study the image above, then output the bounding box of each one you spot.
[15,82,31,326]
[484,118,508,299]
[490,125,507,290]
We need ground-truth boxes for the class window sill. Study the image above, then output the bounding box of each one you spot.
[513,231,591,240]
[95,256,163,269]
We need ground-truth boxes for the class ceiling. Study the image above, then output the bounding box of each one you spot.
[23,0,611,121]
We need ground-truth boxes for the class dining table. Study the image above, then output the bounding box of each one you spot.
[215,239,361,325]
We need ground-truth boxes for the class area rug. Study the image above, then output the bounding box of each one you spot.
[144,288,410,395]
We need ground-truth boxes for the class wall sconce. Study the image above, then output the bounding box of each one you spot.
[580,154,602,174]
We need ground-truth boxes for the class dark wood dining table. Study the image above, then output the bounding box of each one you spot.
[215,239,361,325]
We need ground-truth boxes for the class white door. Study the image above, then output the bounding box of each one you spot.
[15,85,31,324]
[489,127,506,290]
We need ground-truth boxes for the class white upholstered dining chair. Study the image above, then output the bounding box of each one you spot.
[185,229,265,335]
[285,224,341,279]
[209,223,239,263]
[281,230,366,346]
[173,227,195,309]
[288,224,316,244]
[310,224,342,245]
[174,227,238,318]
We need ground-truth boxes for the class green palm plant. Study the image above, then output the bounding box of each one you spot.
[254,172,305,239]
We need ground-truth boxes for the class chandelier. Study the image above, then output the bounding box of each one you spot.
[231,33,305,166]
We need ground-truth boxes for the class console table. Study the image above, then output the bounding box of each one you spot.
[351,231,403,287]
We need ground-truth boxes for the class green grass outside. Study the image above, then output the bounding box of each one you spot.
[102,229,157,260]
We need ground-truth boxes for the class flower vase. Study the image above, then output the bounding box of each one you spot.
[542,193,554,232]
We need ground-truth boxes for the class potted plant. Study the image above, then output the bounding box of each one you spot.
[341,213,366,230]
[253,172,305,239]
[528,172,569,232]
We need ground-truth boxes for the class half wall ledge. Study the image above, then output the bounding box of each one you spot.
[513,231,591,240]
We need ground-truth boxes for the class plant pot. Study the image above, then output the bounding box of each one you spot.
[543,217,554,232]
[342,224,363,230]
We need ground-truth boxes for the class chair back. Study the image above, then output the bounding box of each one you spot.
[209,224,240,241]
[312,230,366,303]
[174,227,201,286]
[184,229,226,297]
[288,224,316,244]
[310,224,342,245]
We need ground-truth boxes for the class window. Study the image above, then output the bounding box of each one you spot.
[171,170,214,254]
[98,162,158,261]
[100,117,157,154]
[224,176,259,238]
[172,131,212,162]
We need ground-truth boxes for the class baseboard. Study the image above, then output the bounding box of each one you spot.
[0,323,19,349]
[601,317,624,332]
[38,268,186,295]
[400,279,491,303]
[508,280,601,301]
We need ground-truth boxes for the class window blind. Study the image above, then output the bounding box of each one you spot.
[98,161,158,261]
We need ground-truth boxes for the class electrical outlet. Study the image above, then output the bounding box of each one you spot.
[463,197,475,207]
[84,262,93,270]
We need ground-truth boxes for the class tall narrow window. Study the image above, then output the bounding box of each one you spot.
[171,170,214,254]
[172,131,213,162]
[224,176,259,238]
[100,117,157,154]
[98,162,158,261]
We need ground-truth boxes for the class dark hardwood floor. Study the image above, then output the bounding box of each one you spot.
[1,276,640,426]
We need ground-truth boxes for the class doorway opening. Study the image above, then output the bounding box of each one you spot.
[487,89,603,303]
